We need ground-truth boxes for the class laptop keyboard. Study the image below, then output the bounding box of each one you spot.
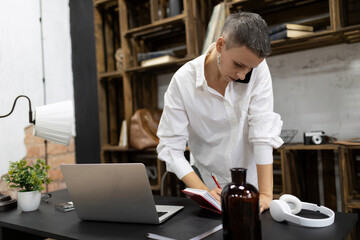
[157,211,168,217]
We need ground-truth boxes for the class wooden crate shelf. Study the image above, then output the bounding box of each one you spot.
[94,0,359,195]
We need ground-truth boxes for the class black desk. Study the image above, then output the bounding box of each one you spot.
[0,190,357,240]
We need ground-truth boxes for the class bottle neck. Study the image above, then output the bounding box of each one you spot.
[231,168,246,185]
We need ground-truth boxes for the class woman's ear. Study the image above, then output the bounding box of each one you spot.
[216,37,225,52]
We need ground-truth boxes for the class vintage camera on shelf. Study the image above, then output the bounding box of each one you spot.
[303,131,329,145]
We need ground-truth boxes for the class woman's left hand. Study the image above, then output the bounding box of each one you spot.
[259,193,272,213]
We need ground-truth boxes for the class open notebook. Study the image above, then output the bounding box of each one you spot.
[182,188,221,214]
[60,163,183,224]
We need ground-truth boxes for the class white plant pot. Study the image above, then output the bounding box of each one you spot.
[17,191,41,212]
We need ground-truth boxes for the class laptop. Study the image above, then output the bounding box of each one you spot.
[60,163,183,224]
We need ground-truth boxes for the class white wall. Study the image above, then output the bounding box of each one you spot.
[0,0,73,176]
[158,43,360,143]
[268,42,360,143]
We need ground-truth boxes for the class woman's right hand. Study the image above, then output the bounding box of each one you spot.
[209,188,222,202]
[181,172,222,202]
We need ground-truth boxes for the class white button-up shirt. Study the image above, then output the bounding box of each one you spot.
[157,44,283,189]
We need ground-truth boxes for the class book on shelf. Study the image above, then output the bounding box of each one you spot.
[270,29,313,41]
[137,45,187,62]
[292,13,330,30]
[201,2,226,54]
[269,23,314,35]
[140,55,178,67]
[182,188,221,214]
[138,50,173,62]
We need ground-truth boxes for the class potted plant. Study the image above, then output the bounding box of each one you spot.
[3,159,52,212]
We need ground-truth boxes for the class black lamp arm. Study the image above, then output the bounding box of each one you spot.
[0,95,35,124]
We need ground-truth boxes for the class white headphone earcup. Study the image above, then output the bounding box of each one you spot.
[279,194,302,214]
[270,200,292,222]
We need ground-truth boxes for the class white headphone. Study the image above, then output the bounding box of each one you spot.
[269,194,335,228]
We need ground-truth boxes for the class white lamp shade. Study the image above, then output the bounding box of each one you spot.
[33,100,74,145]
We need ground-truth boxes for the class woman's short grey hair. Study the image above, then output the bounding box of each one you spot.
[221,11,271,58]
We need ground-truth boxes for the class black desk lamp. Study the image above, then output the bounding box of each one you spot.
[0,95,73,145]
[0,95,74,210]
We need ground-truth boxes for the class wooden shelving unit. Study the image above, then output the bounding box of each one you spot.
[226,0,360,55]
[93,0,360,193]
[93,0,207,191]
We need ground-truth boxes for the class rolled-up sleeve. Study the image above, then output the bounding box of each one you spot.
[248,60,283,164]
[156,78,194,179]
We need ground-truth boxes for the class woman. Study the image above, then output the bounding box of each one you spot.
[157,11,283,213]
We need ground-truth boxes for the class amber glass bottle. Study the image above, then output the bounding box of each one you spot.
[221,168,261,240]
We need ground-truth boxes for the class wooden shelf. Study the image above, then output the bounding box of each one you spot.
[271,29,332,44]
[227,0,323,9]
[124,14,186,38]
[98,70,123,80]
[125,56,194,73]
[271,25,360,55]
[271,30,337,55]
[283,143,339,150]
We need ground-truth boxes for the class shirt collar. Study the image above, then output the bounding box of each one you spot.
[195,43,216,88]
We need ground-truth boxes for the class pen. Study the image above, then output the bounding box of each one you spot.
[146,233,176,240]
[211,173,221,189]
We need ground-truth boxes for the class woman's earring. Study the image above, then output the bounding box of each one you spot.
[217,54,221,68]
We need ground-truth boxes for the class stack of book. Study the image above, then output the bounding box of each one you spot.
[140,55,178,67]
[269,23,314,41]
[138,45,186,67]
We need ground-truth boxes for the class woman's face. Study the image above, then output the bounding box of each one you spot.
[216,38,264,82]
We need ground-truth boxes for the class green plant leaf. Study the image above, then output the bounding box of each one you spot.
[4,159,53,192]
